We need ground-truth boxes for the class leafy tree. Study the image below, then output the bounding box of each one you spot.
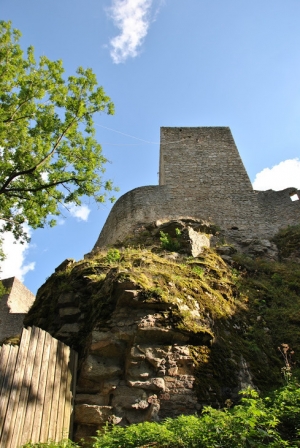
[0,21,117,246]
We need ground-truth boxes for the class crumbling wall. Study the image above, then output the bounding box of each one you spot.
[256,188,300,233]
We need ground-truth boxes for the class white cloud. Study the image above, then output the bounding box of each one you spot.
[253,158,300,191]
[0,225,35,282]
[69,204,91,221]
[108,0,154,63]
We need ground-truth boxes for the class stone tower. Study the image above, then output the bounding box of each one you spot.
[93,127,300,249]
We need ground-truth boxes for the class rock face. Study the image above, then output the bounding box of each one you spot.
[75,293,200,437]
[24,219,300,442]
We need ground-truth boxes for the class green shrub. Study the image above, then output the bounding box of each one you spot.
[19,386,300,447]
[91,384,300,447]
[106,248,121,264]
[160,230,180,252]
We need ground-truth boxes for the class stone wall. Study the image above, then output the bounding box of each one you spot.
[93,127,300,250]
[0,277,35,341]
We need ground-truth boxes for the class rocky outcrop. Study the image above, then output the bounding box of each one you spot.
[24,220,300,442]
[74,289,201,438]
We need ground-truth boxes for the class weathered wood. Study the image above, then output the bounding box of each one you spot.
[39,335,58,442]
[63,348,77,440]
[69,349,78,440]
[1,327,31,448]
[10,326,40,448]
[55,344,70,441]
[20,327,46,445]
[0,345,18,447]
[30,330,52,443]
[48,340,64,440]
[0,327,77,447]
[0,344,11,395]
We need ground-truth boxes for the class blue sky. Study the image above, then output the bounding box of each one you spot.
[1,0,300,294]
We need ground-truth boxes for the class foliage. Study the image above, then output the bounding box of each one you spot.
[278,343,295,384]
[21,440,79,448]
[0,21,117,244]
[0,279,7,298]
[160,229,181,251]
[232,251,300,386]
[18,385,300,447]
[91,384,300,447]
[105,248,121,264]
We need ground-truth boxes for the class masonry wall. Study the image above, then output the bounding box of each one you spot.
[0,277,35,341]
[256,188,300,233]
[93,127,300,250]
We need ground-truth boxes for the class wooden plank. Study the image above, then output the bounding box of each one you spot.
[39,336,58,442]
[20,327,46,446]
[0,345,18,447]
[69,350,78,440]
[0,345,11,395]
[1,327,31,448]
[55,344,70,441]
[62,348,75,440]
[0,327,78,447]
[48,340,64,441]
[10,326,40,448]
[30,330,52,443]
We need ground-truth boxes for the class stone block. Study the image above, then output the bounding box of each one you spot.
[74,404,113,425]
[59,307,81,320]
[128,377,165,392]
[81,355,123,381]
[75,393,109,406]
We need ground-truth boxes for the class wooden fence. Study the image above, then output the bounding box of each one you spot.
[0,326,78,447]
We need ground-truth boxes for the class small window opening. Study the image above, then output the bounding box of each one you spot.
[290,192,299,202]
[109,393,114,405]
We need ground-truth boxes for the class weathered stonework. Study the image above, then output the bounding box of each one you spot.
[93,127,300,250]
[0,277,35,341]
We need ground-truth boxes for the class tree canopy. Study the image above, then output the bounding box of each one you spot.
[0,21,117,245]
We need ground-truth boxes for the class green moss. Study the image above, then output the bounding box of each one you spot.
[25,231,300,405]
[0,334,21,346]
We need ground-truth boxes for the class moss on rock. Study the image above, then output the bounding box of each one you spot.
[24,225,300,412]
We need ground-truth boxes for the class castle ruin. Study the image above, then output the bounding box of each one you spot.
[94,127,300,249]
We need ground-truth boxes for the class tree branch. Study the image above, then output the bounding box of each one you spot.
[0,115,79,193]
[4,176,82,193]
